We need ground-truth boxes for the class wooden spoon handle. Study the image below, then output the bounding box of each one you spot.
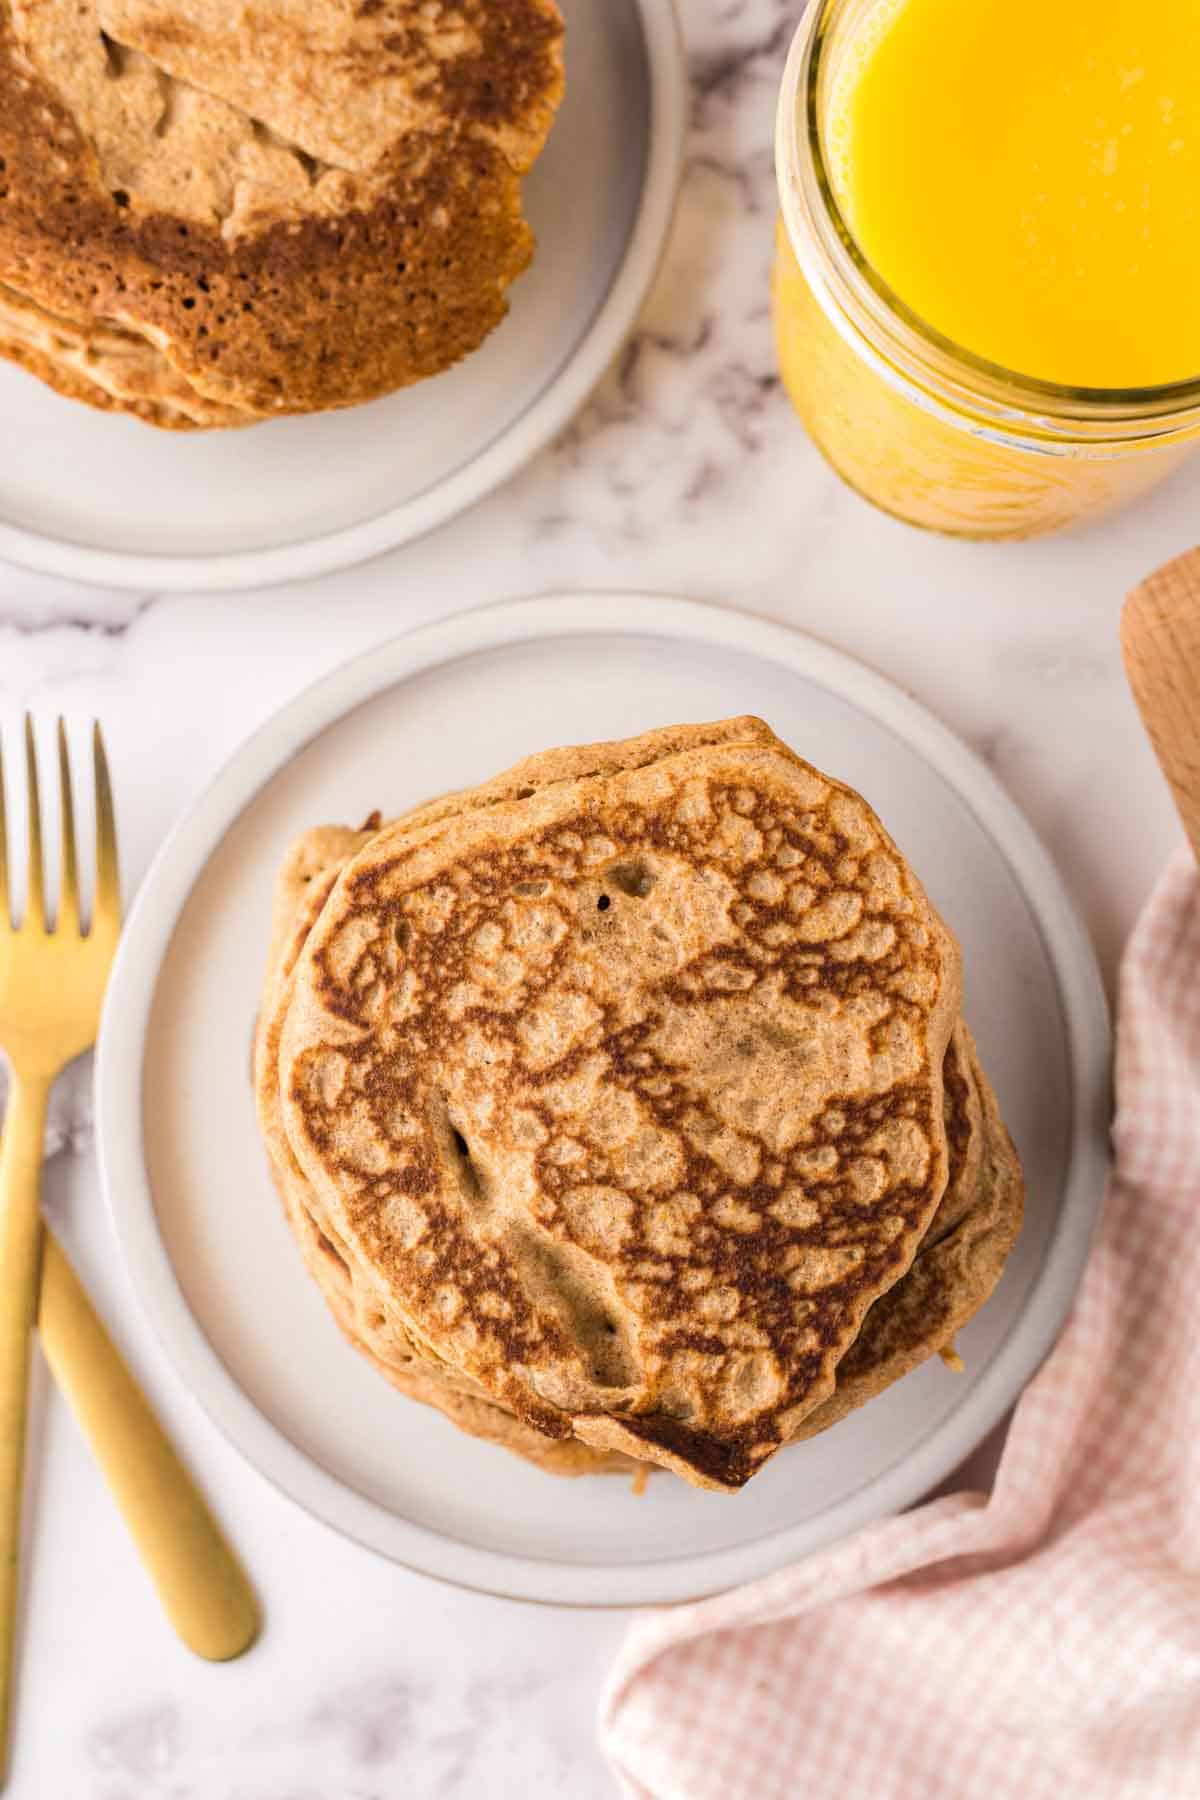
[1121,547,1200,864]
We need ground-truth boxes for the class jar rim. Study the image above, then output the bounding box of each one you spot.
[775,0,1200,445]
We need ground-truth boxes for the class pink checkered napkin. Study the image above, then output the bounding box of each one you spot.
[601,849,1200,1800]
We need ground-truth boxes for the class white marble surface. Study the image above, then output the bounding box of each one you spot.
[1,2,1195,1794]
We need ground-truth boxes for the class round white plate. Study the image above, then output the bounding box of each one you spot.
[96,595,1110,1606]
[0,1,684,594]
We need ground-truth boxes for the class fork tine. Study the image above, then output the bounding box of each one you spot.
[0,731,8,930]
[24,716,45,934]
[56,719,80,936]
[93,722,120,930]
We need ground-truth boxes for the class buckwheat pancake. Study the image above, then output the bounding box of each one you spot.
[255,817,1020,1468]
[260,819,1021,1480]
[258,718,985,1491]
[0,0,564,424]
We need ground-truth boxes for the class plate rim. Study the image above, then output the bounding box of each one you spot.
[95,592,1112,1606]
[0,0,685,595]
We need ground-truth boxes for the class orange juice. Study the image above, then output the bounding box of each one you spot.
[773,0,1200,538]
[829,0,1200,389]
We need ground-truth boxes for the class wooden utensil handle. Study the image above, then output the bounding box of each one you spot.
[1122,547,1200,863]
[0,1077,48,1788]
[38,1235,259,1662]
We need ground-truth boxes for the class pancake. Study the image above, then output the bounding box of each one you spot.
[259,718,972,1491]
[0,0,564,423]
[256,782,1023,1485]
[262,833,1020,1480]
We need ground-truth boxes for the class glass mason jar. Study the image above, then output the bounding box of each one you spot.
[774,0,1200,540]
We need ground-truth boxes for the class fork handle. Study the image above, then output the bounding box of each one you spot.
[0,1075,49,1787]
[37,1234,259,1662]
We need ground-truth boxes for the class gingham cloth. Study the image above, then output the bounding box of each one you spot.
[600,849,1200,1800]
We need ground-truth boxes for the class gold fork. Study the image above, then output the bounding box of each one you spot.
[0,719,258,1782]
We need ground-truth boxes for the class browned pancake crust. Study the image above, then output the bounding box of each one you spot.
[792,1030,1023,1440]
[922,1021,984,1247]
[275,1107,637,1476]
[0,1,564,421]
[255,829,635,1478]
[271,719,964,1490]
[258,810,1021,1485]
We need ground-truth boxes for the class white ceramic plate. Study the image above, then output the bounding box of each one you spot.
[96,595,1110,1606]
[0,1,684,593]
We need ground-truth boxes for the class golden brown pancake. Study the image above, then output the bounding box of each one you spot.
[258,719,978,1491]
[0,0,564,424]
[255,758,1024,1486]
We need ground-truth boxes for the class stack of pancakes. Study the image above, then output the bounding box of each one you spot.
[0,0,563,426]
[255,719,1023,1492]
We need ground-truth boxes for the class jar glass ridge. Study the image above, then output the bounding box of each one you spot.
[774,0,1200,539]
